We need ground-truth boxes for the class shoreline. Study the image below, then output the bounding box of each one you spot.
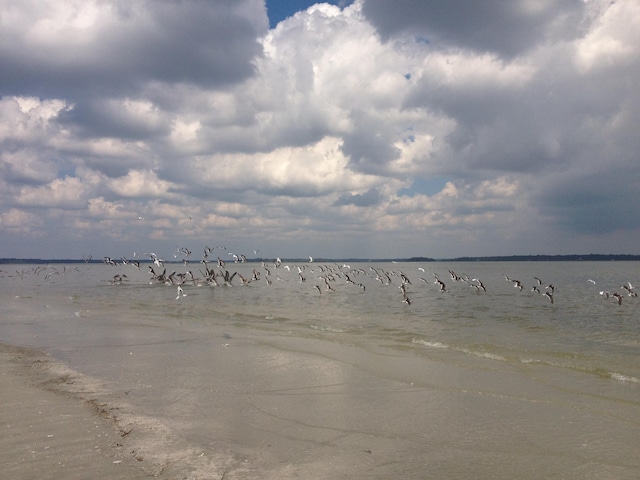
[0,342,259,480]
[0,342,158,479]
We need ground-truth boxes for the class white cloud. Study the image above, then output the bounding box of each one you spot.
[0,208,44,235]
[107,169,172,198]
[574,1,639,72]
[0,96,70,142]
[16,176,87,208]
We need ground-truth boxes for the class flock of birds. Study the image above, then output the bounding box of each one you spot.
[2,244,637,308]
[78,245,638,308]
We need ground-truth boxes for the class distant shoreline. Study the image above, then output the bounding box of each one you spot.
[2,253,640,264]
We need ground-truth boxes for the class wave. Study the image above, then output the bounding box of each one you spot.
[411,338,507,362]
[413,339,639,384]
[609,372,640,383]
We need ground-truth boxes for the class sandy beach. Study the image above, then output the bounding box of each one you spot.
[0,343,158,480]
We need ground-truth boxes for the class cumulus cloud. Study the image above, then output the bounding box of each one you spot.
[1,0,267,97]
[0,0,639,259]
[361,0,586,59]
[16,176,90,208]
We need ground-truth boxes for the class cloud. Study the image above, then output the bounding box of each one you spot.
[1,0,639,259]
[334,188,381,207]
[0,208,44,235]
[1,0,268,98]
[107,169,171,198]
[361,0,586,59]
[16,176,89,208]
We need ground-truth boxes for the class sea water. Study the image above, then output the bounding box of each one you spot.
[1,261,639,479]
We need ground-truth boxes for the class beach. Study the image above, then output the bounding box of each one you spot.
[0,343,163,479]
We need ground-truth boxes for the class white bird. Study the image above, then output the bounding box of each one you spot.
[176,286,186,300]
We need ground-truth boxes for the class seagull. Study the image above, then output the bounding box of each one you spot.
[471,279,486,292]
[621,282,637,297]
[399,284,411,304]
[611,292,623,305]
[543,291,554,304]
[176,286,186,300]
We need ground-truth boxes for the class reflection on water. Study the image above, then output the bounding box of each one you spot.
[1,261,640,478]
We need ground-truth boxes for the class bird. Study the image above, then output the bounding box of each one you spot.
[621,282,637,297]
[471,279,486,292]
[399,284,411,305]
[176,286,186,300]
[543,291,554,304]
[433,274,446,292]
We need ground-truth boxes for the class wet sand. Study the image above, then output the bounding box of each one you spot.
[0,343,159,480]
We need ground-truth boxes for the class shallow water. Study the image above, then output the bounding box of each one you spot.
[2,261,639,478]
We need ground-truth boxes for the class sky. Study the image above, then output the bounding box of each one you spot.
[1,0,639,260]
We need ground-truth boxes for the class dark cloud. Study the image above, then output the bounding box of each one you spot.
[340,112,401,176]
[57,99,170,141]
[334,188,381,207]
[0,0,267,100]
[535,165,640,235]
[362,0,586,58]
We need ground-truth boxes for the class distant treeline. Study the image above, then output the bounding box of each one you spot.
[438,254,640,262]
[2,254,640,265]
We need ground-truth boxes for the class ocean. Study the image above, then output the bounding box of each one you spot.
[2,260,639,479]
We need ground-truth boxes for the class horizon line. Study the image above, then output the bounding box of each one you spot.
[2,253,640,264]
